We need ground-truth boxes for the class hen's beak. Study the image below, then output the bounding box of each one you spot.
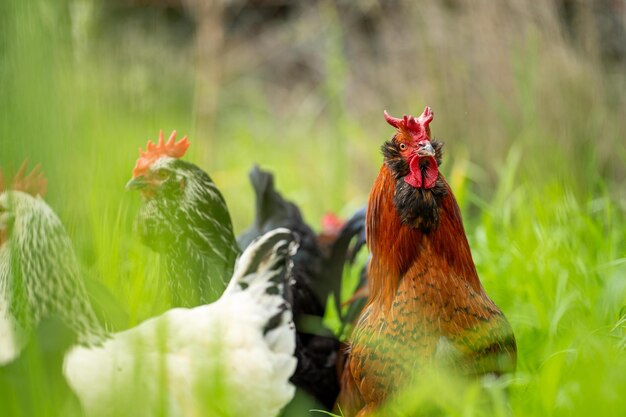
[126,176,147,191]
[416,142,435,157]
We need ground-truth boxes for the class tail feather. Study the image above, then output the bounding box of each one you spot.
[237,166,306,249]
[326,207,367,271]
[323,207,368,325]
[343,208,367,264]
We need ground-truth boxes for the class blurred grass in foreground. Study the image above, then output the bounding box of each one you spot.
[1,0,625,416]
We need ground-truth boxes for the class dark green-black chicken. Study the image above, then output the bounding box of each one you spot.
[125,131,239,306]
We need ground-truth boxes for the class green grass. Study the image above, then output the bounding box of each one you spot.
[1,0,625,416]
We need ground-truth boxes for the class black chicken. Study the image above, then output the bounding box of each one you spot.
[238,166,333,321]
[238,166,341,410]
[238,167,371,410]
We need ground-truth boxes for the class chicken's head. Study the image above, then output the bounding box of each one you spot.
[0,162,47,247]
[383,107,443,189]
[382,107,447,231]
[126,131,235,256]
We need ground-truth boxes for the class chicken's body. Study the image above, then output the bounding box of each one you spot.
[65,229,297,417]
[339,109,516,416]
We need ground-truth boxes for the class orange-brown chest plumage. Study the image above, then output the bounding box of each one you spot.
[339,165,516,416]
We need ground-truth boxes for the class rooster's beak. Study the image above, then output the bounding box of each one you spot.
[416,142,435,157]
[125,176,147,191]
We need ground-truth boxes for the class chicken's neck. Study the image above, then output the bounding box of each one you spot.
[165,206,239,307]
[164,234,239,307]
[366,165,482,311]
[1,198,105,347]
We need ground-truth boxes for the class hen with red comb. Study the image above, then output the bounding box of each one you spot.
[127,131,239,306]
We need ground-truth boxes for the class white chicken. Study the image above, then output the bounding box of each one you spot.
[0,176,298,417]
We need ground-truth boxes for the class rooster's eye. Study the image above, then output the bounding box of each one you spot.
[155,169,169,180]
[399,143,407,151]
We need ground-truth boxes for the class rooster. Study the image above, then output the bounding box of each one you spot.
[338,108,517,416]
[239,167,369,334]
[125,131,239,306]
[1,164,299,417]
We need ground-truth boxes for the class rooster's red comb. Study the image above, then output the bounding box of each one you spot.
[132,130,190,178]
[384,106,433,141]
[0,160,48,198]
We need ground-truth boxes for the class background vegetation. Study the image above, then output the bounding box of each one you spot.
[1,0,625,416]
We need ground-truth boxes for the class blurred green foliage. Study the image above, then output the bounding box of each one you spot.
[1,0,625,416]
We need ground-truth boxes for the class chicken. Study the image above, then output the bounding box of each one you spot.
[238,166,341,409]
[65,228,298,417]
[1,163,299,417]
[338,108,517,416]
[126,130,239,306]
[0,164,105,365]
[239,168,370,332]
